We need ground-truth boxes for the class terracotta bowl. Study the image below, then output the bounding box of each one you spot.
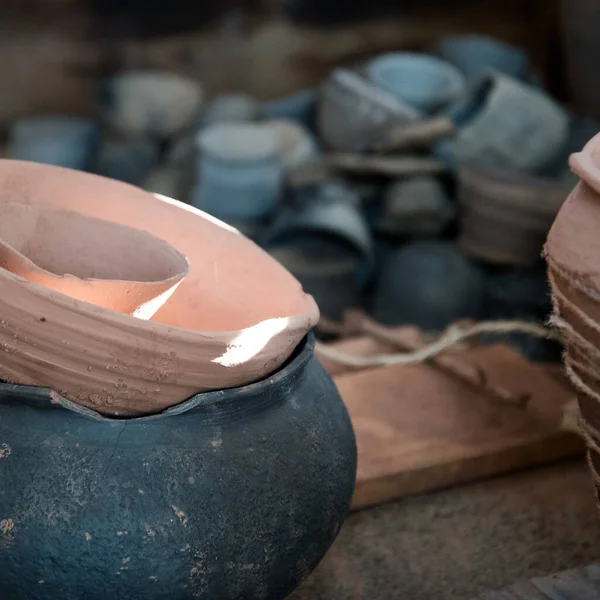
[0,160,319,417]
[0,202,189,318]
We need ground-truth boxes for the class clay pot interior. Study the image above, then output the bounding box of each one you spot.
[0,201,189,318]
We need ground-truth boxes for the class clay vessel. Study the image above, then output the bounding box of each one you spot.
[544,130,600,500]
[318,68,421,152]
[260,88,318,129]
[372,241,486,331]
[0,160,318,417]
[459,165,570,266]
[0,333,357,600]
[0,202,189,317]
[192,123,283,223]
[263,119,320,170]
[99,70,203,139]
[437,35,530,82]
[367,52,466,114]
[435,72,569,172]
[9,116,100,171]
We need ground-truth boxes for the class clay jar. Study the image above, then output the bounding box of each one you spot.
[545,131,600,500]
[0,160,318,417]
[0,202,189,318]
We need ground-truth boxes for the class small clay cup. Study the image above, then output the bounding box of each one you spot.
[318,68,421,152]
[0,202,189,318]
[367,52,466,113]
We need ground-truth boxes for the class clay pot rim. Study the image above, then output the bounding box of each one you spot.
[196,122,280,161]
[570,134,600,195]
[0,257,316,341]
[0,332,315,423]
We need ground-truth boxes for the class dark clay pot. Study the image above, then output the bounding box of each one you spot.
[0,334,357,600]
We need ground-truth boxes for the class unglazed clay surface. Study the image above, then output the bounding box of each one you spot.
[0,202,189,318]
[0,160,319,416]
[546,133,600,289]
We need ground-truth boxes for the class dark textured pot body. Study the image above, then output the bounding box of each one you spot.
[0,334,357,600]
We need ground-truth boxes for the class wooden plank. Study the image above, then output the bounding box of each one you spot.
[321,339,584,510]
[475,564,600,599]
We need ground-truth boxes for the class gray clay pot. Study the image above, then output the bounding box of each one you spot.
[435,72,569,172]
[373,241,486,331]
[9,116,100,171]
[367,52,467,114]
[318,68,421,152]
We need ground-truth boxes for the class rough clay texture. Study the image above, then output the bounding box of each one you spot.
[290,461,600,600]
[0,337,357,600]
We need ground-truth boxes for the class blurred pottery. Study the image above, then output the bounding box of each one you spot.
[266,184,374,285]
[270,246,360,322]
[201,93,259,125]
[99,70,203,139]
[142,166,194,204]
[0,160,318,417]
[263,119,320,170]
[367,52,466,113]
[318,68,421,152]
[435,72,569,172]
[9,116,100,171]
[94,136,160,185]
[437,35,530,82]
[192,123,283,222]
[380,176,455,237]
[0,201,188,317]
[458,165,570,266]
[373,241,486,331]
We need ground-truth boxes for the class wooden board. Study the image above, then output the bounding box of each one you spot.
[320,336,584,510]
[474,564,600,599]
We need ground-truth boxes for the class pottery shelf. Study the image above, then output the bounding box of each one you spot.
[319,329,583,511]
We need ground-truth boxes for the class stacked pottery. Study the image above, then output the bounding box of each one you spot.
[435,72,569,172]
[458,165,571,266]
[545,131,600,501]
[318,68,421,151]
[367,52,466,114]
[0,161,356,600]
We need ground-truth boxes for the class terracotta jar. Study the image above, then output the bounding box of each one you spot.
[545,131,600,502]
[0,160,318,417]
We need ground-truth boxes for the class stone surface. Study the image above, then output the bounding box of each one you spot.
[290,460,600,600]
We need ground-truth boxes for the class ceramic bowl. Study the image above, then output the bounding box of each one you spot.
[8,116,100,171]
[318,68,421,152]
[367,52,467,113]
[99,70,203,139]
[435,72,569,172]
[437,34,530,82]
[0,160,318,417]
[0,201,189,318]
[192,123,283,222]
